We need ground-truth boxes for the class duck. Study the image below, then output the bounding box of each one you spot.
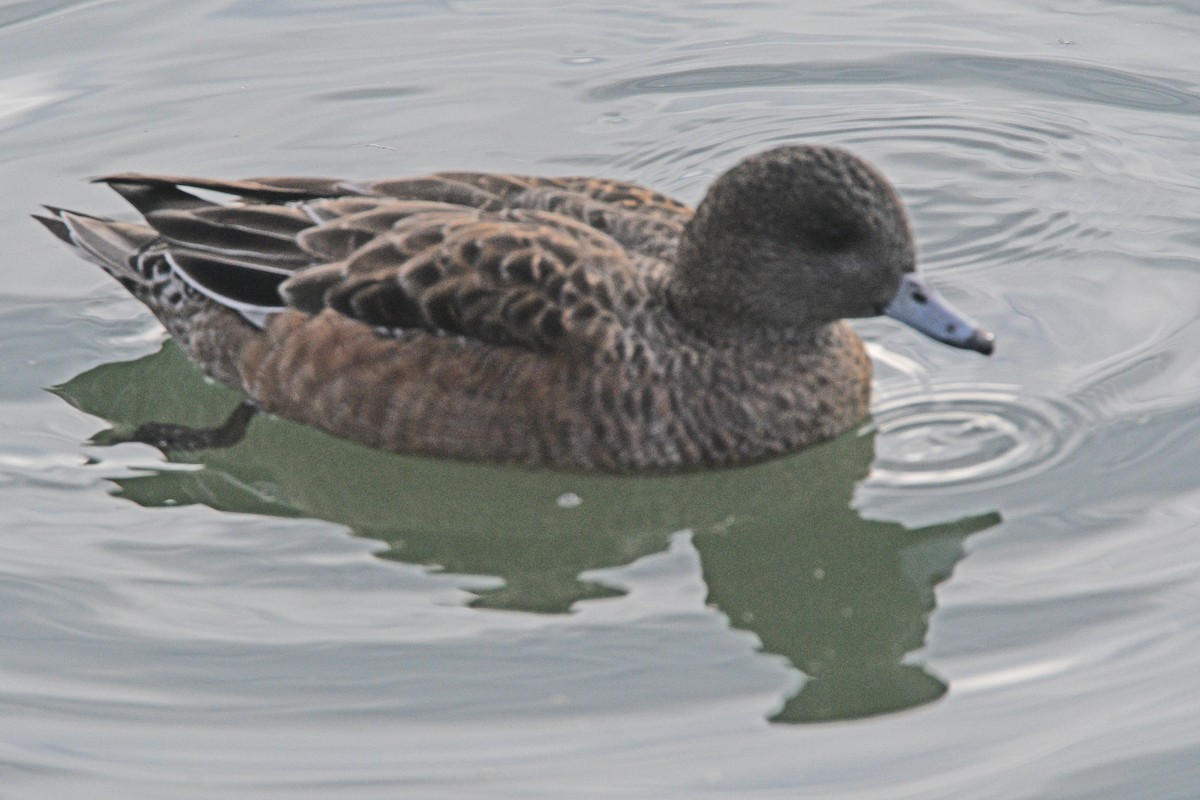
[37,144,993,471]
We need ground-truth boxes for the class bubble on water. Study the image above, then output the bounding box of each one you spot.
[556,492,583,509]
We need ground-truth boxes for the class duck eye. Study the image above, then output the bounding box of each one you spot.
[810,224,854,250]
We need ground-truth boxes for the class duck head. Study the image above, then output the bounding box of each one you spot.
[674,143,993,355]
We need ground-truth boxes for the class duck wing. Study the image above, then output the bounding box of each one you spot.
[318,171,691,261]
[94,172,670,353]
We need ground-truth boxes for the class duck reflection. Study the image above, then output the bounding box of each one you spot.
[56,342,998,722]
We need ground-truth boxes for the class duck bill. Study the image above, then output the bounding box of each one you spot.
[883,272,994,355]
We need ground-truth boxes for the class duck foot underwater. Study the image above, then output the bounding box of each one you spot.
[98,399,259,452]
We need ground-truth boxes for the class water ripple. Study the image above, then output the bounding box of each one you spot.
[0,0,108,32]
[578,55,1149,285]
[587,52,1200,114]
[867,384,1088,490]
[800,112,1114,276]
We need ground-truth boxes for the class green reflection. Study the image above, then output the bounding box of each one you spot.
[56,342,998,722]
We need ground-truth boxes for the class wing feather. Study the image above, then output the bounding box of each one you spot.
[92,171,682,351]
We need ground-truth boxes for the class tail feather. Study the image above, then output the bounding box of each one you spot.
[34,208,158,282]
[33,211,72,244]
[39,183,303,332]
[37,200,262,391]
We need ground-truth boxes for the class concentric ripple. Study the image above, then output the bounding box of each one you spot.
[867,385,1087,490]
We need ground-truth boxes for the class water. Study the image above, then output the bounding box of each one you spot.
[4,0,1200,797]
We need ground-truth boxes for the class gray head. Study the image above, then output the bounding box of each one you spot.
[674,144,992,354]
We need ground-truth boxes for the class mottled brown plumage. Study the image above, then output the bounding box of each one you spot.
[38,144,992,470]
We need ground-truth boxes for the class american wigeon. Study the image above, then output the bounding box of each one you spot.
[38,144,993,470]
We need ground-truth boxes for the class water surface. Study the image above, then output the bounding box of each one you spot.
[4,1,1200,797]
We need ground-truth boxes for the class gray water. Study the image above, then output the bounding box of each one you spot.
[4,1,1200,797]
